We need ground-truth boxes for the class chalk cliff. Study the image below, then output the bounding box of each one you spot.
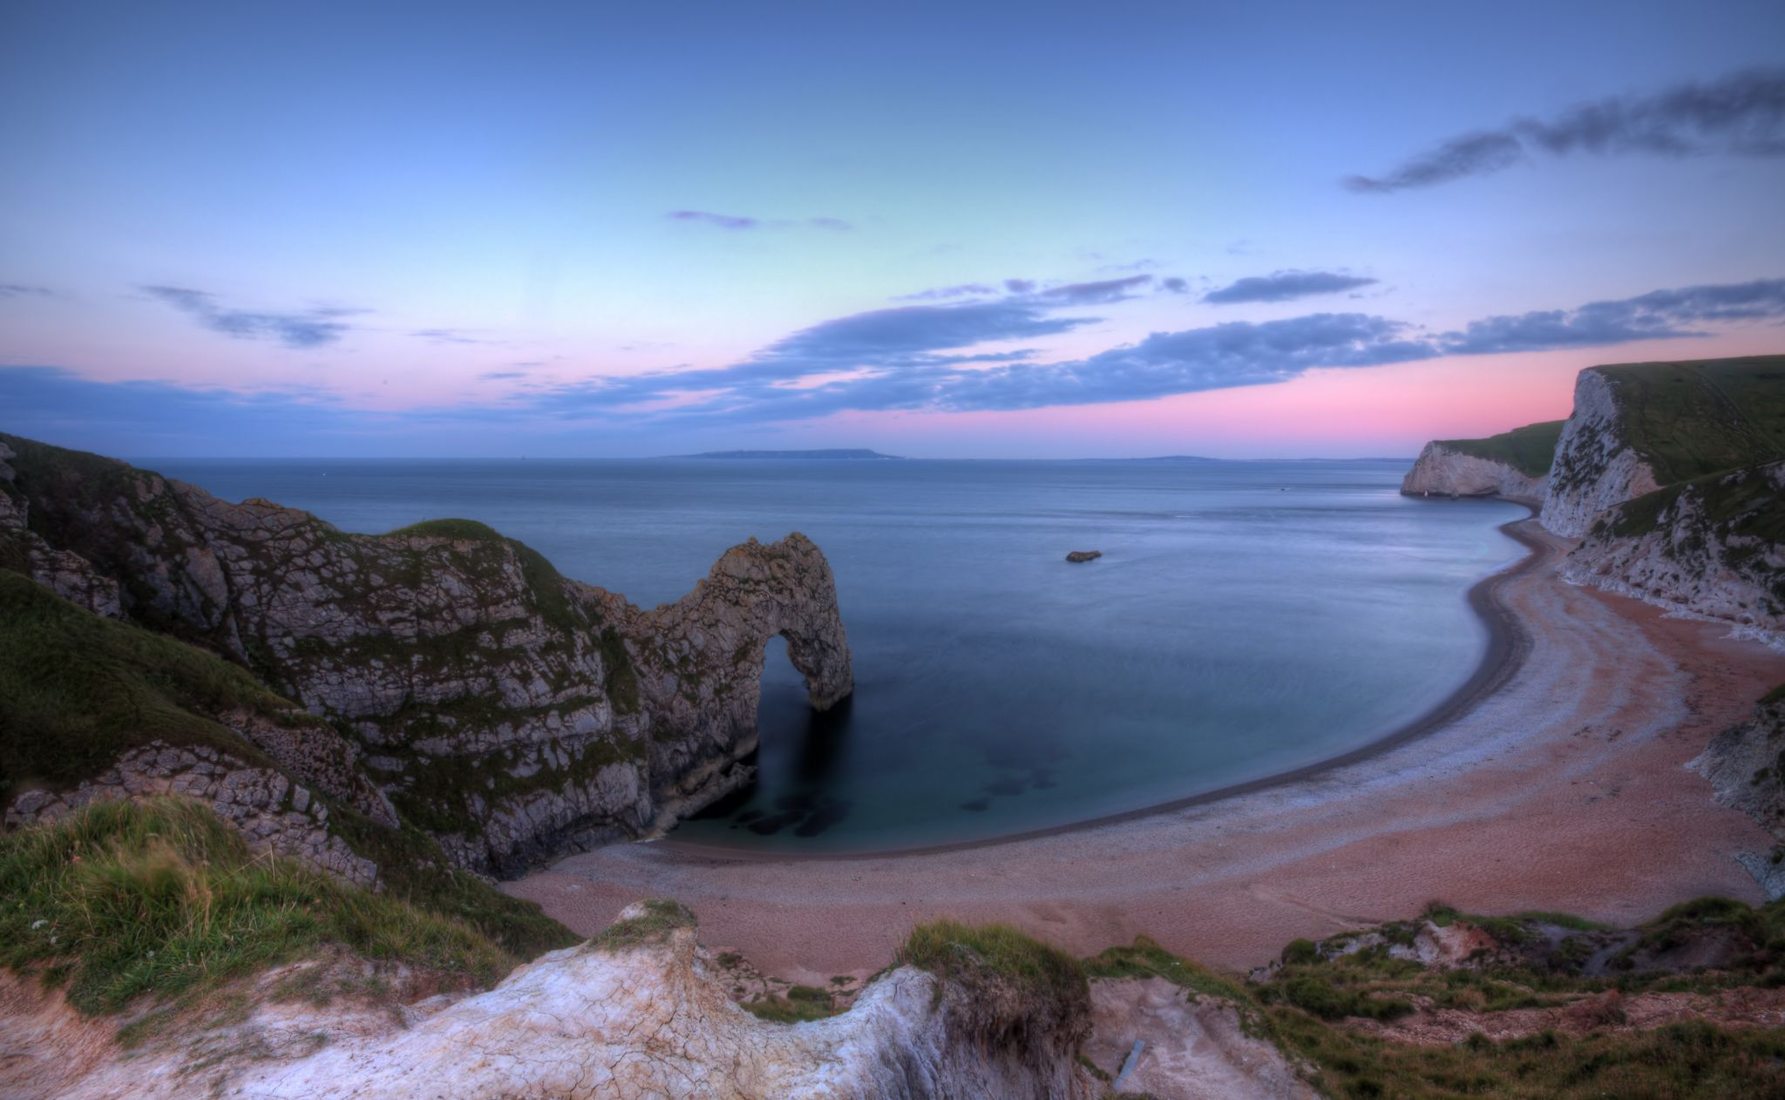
[1539,368,1664,537]
[0,432,852,875]
[1405,355,1785,640]
[15,900,1099,1100]
[1401,442,1547,505]
[1562,460,1785,645]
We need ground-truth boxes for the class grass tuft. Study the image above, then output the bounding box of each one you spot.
[589,899,696,951]
[0,799,519,1016]
[897,920,1086,1008]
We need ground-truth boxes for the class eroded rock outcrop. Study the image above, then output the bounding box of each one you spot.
[1563,461,1785,646]
[0,432,852,875]
[4,742,378,887]
[1692,688,1785,898]
[27,903,1098,1100]
[1401,442,1546,505]
[1540,369,1663,537]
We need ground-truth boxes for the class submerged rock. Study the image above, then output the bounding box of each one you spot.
[1065,550,1103,563]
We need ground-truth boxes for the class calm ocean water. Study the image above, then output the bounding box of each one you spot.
[150,457,1526,852]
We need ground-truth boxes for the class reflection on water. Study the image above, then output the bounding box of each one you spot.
[151,456,1526,853]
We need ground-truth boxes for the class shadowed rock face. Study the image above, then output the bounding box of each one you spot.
[0,433,852,875]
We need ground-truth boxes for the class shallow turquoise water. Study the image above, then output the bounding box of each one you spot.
[152,457,1526,852]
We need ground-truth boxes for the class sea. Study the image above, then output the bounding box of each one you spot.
[150,456,1528,854]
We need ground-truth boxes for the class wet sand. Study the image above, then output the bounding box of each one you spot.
[507,519,1785,981]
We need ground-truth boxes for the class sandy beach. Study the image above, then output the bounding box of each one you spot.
[507,517,1785,982]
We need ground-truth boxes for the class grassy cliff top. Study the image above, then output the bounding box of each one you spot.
[1437,420,1566,477]
[0,570,577,962]
[0,569,299,798]
[0,799,524,1017]
[1595,355,1785,485]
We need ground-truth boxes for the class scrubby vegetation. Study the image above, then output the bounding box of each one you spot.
[0,570,298,801]
[743,983,844,1023]
[589,898,697,951]
[1099,898,1785,1099]
[0,570,578,963]
[1439,420,1566,477]
[899,919,1088,1009]
[0,799,526,1016]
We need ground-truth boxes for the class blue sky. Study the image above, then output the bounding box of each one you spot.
[2,1,1783,457]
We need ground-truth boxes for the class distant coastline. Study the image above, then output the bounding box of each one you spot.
[673,448,903,461]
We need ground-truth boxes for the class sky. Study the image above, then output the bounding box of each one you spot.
[2,0,1784,458]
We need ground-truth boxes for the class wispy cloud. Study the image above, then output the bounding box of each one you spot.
[509,276,1785,424]
[1204,271,1378,304]
[1349,69,1785,192]
[1036,275,1154,305]
[142,285,361,349]
[666,209,854,231]
[412,327,506,346]
[1439,277,1785,354]
[894,283,997,302]
[0,283,53,300]
[22,277,1785,444]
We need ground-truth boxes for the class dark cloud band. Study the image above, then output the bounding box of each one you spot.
[1349,69,1785,193]
[143,285,358,349]
[1204,271,1377,304]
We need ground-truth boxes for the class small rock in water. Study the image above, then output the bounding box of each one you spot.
[1065,550,1102,563]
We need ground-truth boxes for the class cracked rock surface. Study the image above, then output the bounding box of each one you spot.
[0,432,852,875]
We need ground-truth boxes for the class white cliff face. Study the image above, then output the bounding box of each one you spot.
[1400,442,1545,505]
[1560,461,1785,647]
[29,906,1099,1100]
[1540,370,1661,537]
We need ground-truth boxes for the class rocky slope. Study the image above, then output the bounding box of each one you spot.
[1693,687,1785,898]
[1406,355,1785,641]
[1541,356,1785,537]
[1563,460,1785,644]
[0,432,852,875]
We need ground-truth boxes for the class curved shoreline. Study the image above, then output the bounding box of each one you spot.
[510,514,1783,977]
[660,508,1545,863]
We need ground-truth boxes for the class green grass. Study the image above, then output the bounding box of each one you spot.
[897,920,1087,1009]
[588,898,696,951]
[1597,356,1785,486]
[1439,420,1566,477]
[1600,459,1785,554]
[0,569,579,964]
[0,799,520,1016]
[1075,905,1785,1099]
[1084,935,1251,1002]
[743,984,841,1023]
[0,570,310,801]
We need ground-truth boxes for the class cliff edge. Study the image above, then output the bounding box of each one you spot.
[1400,421,1561,505]
[1405,354,1785,643]
[0,432,853,875]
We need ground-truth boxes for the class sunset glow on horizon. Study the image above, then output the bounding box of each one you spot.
[4,1,1784,458]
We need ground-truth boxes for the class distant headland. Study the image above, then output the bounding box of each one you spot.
[675,448,903,461]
